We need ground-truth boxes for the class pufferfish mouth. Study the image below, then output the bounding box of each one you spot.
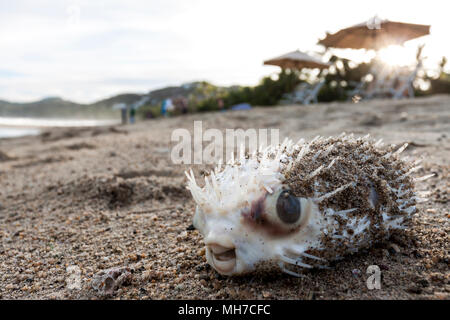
[207,244,236,274]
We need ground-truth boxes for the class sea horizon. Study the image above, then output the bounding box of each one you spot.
[0,116,121,139]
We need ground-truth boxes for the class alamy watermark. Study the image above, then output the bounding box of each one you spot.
[366,265,381,290]
[170,121,280,165]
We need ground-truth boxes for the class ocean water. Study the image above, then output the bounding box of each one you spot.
[0,117,120,139]
[0,127,41,139]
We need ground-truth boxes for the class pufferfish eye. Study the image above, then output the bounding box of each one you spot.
[264,188,308,231]
[276,190,301,224]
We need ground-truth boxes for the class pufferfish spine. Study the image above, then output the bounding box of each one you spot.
[186,134,432,277]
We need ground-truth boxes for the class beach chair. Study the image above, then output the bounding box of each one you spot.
[389,46,425,99]
[283,82,309,103]
[350,45,425,101]
[285,80,324,105]
[302,80,325,105]
[363,59,423,99]
[358,64,394,100]
[390,60,423,99]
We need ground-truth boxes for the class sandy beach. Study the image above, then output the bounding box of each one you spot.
[0,95,448,300]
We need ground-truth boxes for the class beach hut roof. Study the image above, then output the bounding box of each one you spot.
[318,17,430,50]
[263,50,331,70]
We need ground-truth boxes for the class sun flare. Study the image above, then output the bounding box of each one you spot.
[378,45,417,67]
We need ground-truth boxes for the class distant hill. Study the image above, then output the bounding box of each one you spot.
[146,82,203,104]
[90,94,144,109]
[0,97,91,118]
[0,93,146,119]
[0,82,232,119]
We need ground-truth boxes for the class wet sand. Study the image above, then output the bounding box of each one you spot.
[0,95,448,299]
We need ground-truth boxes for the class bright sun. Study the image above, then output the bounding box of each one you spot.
[377,45,417,67]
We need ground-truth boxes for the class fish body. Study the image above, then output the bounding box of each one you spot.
[186,134,427,276]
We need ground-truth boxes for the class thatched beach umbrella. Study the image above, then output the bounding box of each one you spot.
[263,50,331,70]
[318,17,430,50]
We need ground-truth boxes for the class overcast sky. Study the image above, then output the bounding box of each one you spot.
[1,0,448,103]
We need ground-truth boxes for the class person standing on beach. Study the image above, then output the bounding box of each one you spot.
[166,98,174,114]
[217,98,224,111]
[180,97,188,114]
[161,99,167,117]
[161,98,174,117]
[121,106,128,125]
[129,107,136,124]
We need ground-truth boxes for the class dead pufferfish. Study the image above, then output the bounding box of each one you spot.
[185,134,433,277]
